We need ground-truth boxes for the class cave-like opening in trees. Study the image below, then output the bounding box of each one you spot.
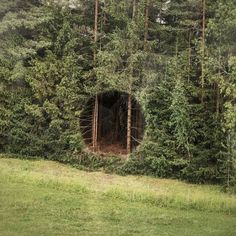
[80,91,145,155]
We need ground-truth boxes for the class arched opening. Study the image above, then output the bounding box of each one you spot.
[80,91,144,155]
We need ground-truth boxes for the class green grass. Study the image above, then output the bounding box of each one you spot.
[0,157,236,236]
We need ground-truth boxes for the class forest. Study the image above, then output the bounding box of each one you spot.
[0,0,236,190]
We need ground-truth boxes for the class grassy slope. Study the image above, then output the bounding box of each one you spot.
[0,157,236,236]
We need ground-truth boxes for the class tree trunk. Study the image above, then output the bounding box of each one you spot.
[126,0,137,154]
[139,105,144,142]
[127,94,132,154]
[188,31,191,83]
[216,84,220,117]
[216,49,221,117]
[92,95,99,151]
[98,94,103,148]
[201,0,206,104]
[94,0,98,44]
[144,0,149,51]
[134,102,138,147]
[132,0,136,19]
[92,0,99,152]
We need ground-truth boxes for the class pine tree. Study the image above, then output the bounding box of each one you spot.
[0,0,236,186]
[170,79,192,158]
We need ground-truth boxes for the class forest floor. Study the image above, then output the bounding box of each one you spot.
[0,157,236,236]
[88,141,128,156]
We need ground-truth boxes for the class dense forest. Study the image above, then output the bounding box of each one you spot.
[0,0,236,189]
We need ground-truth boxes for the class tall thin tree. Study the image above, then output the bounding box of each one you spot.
[92,0,99,152]
[127,0,137,154]
[144,0,149,51]
[127,94,132,154]
[201,0,206,104]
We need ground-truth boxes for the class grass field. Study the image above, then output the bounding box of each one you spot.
[0,156,236,236]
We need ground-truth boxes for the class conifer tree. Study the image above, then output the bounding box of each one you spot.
[0,0,236,187]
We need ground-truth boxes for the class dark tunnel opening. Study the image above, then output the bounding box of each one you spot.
[80,91,144,155]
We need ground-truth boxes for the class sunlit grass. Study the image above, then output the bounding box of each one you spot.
[0,156,236,236]
[1,157,235,213]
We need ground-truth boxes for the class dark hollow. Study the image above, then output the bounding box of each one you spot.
[80,91,144,155]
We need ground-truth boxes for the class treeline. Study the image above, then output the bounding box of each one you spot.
[0,0,236,189]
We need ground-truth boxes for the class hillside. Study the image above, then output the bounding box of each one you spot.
[0,157,235,236]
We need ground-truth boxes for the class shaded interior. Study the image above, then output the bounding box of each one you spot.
[80,91,144,155]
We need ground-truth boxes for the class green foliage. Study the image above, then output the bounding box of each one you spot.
[0,3,92,157]
[169,76,192,158]
[0,0,236,188]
